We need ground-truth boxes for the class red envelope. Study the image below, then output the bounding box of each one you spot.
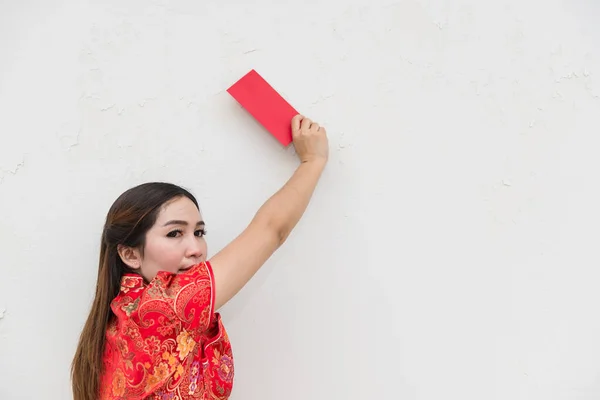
[227,69,299,146]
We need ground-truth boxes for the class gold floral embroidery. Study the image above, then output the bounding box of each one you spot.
[116,338,128,357]
[154,362,170,379]
[162,351,177,367]
[111,369,126,397]
[175,364,185,380]
[146,362,171,390]
[176,330,196,360]
[143,336,161,356]
[121,297,140,317]
[120,276,141,293]
[211,348,221,366]
[124,324,140,339]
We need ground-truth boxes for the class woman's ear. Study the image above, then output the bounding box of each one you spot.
[117,244,142,270]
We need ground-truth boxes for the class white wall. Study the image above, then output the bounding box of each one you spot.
[1,0,600,399]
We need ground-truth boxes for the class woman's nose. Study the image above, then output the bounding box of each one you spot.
[185,235,203,257]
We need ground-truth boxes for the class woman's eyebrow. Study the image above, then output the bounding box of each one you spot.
[162,220,205,227]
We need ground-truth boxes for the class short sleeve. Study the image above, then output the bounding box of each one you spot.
[143,260,216,337]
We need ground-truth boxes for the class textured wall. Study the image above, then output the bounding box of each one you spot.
[1,0,600,399]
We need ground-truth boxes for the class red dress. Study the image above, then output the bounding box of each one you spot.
[100,261,234,399]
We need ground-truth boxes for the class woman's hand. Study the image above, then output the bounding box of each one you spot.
[291,114,329,164]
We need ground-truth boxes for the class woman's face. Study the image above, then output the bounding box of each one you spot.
[124,196,208,282]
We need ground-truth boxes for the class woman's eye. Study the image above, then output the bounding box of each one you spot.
[195,229,207,237]
[166,229,206,238]
[167,229,182,238]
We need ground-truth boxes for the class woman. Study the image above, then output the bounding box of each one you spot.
[71,114,329,399]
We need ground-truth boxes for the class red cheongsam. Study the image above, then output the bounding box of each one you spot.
[99,261,234,399]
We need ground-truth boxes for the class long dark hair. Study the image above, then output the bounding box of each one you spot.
[71,182,199,400]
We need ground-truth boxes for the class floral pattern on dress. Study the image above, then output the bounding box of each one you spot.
[99,261,234,399]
